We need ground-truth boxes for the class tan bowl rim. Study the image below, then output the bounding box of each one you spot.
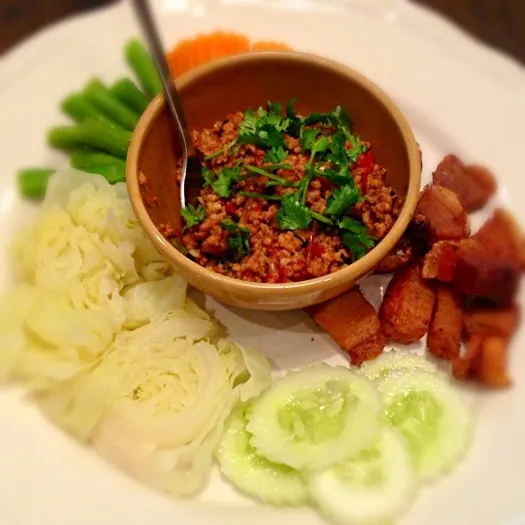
[127,50,421,297]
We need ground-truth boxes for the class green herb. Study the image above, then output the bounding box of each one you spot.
[238,102,289,149]
[285,98,302,137]
[325,185,362,217]
[220,219,250,260]
[264,146,288,164]
[339,216,377,260]
[297,165,316,204]
[204,138,238,160]
[311,211,333,225]
[314,166,353,186]
[276,193,312,230]
[347,134,367,163]
[242,165,292,187]
[239,191,283,201]
[203,166,241,198]
[301,128,330,162]
[181,204,206,230]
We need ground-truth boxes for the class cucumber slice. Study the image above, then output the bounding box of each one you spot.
[308,427,417,525]
[216,404,308,506]
[378,371,473,481]
[360,350,439,381]
[246,364,382,470]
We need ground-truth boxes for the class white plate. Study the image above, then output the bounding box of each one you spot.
[1,1,525,524]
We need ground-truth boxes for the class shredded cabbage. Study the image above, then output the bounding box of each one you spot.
[0,169,272,497]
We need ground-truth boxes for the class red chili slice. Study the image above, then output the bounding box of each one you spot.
[225,203,237,215]
[356,150,375,173]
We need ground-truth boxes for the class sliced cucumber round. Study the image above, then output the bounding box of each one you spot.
[360,350,439,382]
[246,364,382,471]
[308,427,417,525]
[378,371,473,481]
[216,404,308,506]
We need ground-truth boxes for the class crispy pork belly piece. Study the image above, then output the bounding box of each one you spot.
[451,335,483,381]
[432,154,496,212]
[475,336,511,388]
[452,241,520,307]
[472,209,525,269]
[427,286,463,360]
[415,185,470,243]
[308,287,385,365]
[375,236,414,273]
[349,332,387,366]
[422,241,460,282]
[463,305,520,339]
[379,263,436,343]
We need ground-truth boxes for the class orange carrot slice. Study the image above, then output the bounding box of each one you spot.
[166,31,290,77]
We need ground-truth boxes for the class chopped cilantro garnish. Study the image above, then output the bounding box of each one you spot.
[325,185,362,217]
[314,166,353,186]
[264,145,288,164]
[203,166,241,198]
[204,138,238,160]
[238,102,289,149]
[285,98,302,137]
[339,216,377,260]
[220,219,251,261]
[347,134,367,163]
[180,203,206,230]
[301,128,330,162]
[276,193,312,230]
[244,165,292,187]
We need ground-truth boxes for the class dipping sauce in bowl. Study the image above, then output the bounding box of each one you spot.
[127,52,421,310]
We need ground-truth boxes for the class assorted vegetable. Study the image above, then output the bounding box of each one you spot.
[0,170,271,495]
[217,352,474,524]
[17,39,160,198]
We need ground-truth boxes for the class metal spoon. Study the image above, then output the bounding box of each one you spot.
[131,0,203,208]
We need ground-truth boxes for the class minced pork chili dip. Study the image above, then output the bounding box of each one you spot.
[165,100,403,283]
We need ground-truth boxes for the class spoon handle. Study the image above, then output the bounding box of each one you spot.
[130,0,192,154]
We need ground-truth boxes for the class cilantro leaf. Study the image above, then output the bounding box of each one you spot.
[302,111,333,126]
[238,103,289,149]
[332,105,353,135]
[315,166,353,186]
[203,167,241,198]
[181,204,206,230]
[326,131,347,165]
[220,219,250,261]
[285,98,302,137]
[301,129,330,162]
[339,216,377,261]
[239,108,258,135]
[325,185,362,217]
[276,193,312,230]
[347,134,367,163]
[339,216,370,234]
[264,146,288,164]
[257,124,286,149]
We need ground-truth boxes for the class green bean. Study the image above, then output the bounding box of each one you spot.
[48,119,132,159]
[84,78,140,131]
[61,93,114,126]
[17,168,55,198]
[110,78,150,113]
[124,39,162,98]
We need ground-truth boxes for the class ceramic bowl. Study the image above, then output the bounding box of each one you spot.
[127,51,421,311]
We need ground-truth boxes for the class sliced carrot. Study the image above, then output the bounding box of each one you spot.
[166,31,290,78]
[251,41,291,51]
